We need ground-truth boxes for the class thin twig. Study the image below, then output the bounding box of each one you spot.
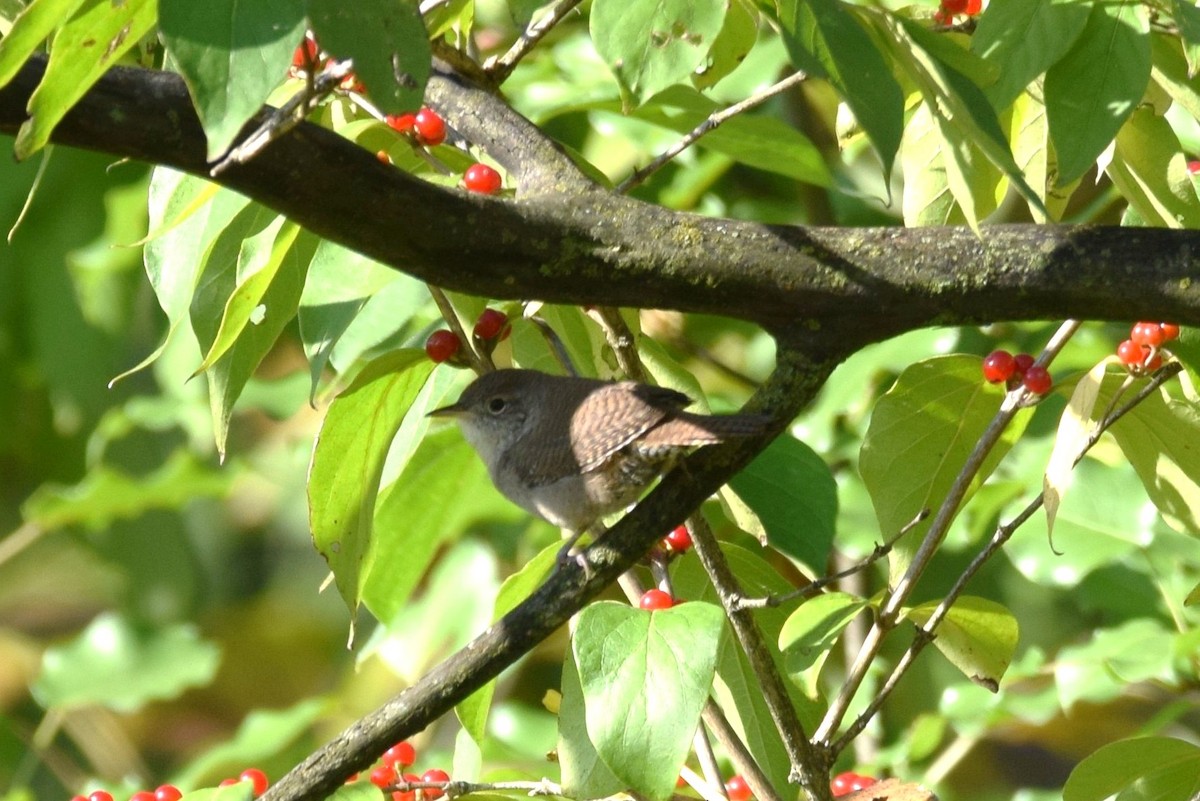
[616,70,809,194]
[591,306,647,381]
[829,358,1181,754]
[734,509,930,610]
[524,308,579,375]
[484,0,584,83]
[212,62,353,175]
[814,320,1082,743]
[428,285,491,372]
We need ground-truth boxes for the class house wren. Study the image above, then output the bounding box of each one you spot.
[429,369,770,534]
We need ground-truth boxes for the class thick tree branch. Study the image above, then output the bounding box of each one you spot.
[2,57,1200,340]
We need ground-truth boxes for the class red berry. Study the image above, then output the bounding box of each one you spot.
[218,780,238,789]
[725,775,752,801]
[663,524,692,552]
[414,108,446,146]
[1022,365,1052,395]
[89,793,114,801]
[71,796,88,801]
[639,589,674,610]
[1145,351,1164,371]
[981,349,1016,383]
[292,36,319,69]
[1012,353,1035,376]
[463,163,502,195]
[383,741,416,768]
[830,773,858,797]
[1160,322,1181,341]
[473,309,510,341]
[1117,339,1147,367]
[964,0,982,13]
[370,766,395,789]
[940,0,968,13]
[239,770,268,798]
[424,329,461,363]
[392,773,422,801]
[345,774,360,784]
[848,775,877,792]
[421,769,450,801]
[130,792,156,801]
[676,775,687,789]
[1130,322,1166,347]
[386,114,416,134]
[1190,160,1200,175]
[154,786,182,801]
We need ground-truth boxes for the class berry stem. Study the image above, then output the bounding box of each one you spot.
[427,285,492,373]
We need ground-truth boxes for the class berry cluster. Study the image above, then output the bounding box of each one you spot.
[288,34,365,93]
[1116,321,1178,374]
[73,788,182,801]
[981,350,1052,395]
[934,0,981,24]
[72,770,268,801]
[365,740,450,801]
[386,108,447,147]
[638,589,674,610]
[424,309,510,365]
[830,771,877,797]
[661,524,692,554]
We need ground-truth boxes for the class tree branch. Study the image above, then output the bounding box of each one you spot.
[2,57,1199,341]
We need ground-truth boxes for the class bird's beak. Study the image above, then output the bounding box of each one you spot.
[427,401,466,418]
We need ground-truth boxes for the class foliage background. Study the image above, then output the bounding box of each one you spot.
[2,1,1200,801]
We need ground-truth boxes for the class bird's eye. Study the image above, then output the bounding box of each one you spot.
[487,397,507,414]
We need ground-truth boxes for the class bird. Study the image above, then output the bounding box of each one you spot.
[428,369,770,549]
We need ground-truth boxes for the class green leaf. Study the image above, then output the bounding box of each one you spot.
[774,0,903,176]
[509,304,604,377]
[971,0,1091,110]
[905,596,1018,689]
[113,169,252,384]
[859,355,1033,580]
[506,0,548,27]
[900,103,965,227]
[876,13,1047,228]
[1065,737,1200,801]
[362,425,530,623]
[1043,359,1108,537]
[1008,91,1075,222]
[692,0,757,92]
[191,215,313,456]
[14,0,158,158]
[0,0,87,89]
[1171,0,1200,76]
[172,700,327,788]
[572,600,725,801]
[728,433,837,571]
[1106,105,1200,229]
[22,451,231,530]
[558,649,626,801]
[158,0,306,159]
[307,0,430,116]
[297,239,409,400]
[590,0,726,109]
[1108,373,1200,536]
[308,350,435,618]
[778,591,869,677]
[34,613,221,712]
[456,542,558,744]
[1006,456,1145,586]
[194,218,303,375]
[1054,619,1174,710]
[1043,0,1150,187]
